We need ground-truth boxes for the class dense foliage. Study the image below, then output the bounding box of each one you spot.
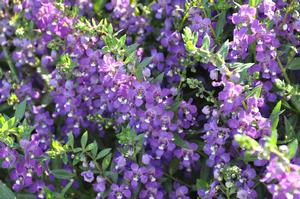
[0,0,300,198]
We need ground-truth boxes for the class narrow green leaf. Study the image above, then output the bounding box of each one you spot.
[291,96,300,113]
[217,40,229,60]
[241,151,257,162]
[287,139,298,159]
[126,43,139,55]
[169,158,180,175]
[0,181,15,199]
[104,171,118,183]
[51,169,75,179]
[61,179,74,197]
[245,85,262,99]
[169,95,182,112]
[73,147,82,153]
[229,62,254,73]
[151,72,164,84]
[14,100,26,122]
[173,134,189,149]
[201,34,210,51]
[7,117,15,128]
[284,116,296,141]
[108,24,113,34]
[287,57,300,70]
[91,140,98,158]
[216,11,226,37]
[249,0,262,7]
[119,35,126,47]
[67,132,74,148]
[270,101,282,145]
[96,148,112,160]
[86,142,97,152]
[136,57,152,81]
[234,134,261,150]
[101,153,112,171]
[15,193,35,199]
[93,0,106,15]
[81,131,88,149]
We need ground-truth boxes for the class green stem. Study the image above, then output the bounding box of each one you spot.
[279,0,295,30]
[225,188,231,199]
[2,46,20,83]
[86,153,113,184]
[179,11,190,31]
[276,56,291,84]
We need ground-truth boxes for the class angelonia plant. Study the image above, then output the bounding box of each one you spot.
[0,0,300,198]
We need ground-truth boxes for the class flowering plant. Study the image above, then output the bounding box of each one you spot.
[0,0,300,198]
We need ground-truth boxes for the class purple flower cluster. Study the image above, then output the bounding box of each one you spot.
[262,157,300,198]
[0,0,300,198]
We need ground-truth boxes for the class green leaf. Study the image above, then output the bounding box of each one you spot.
[234,134,261,150]
[0,115,5,126]
[291,96,300,113]
[91,140,98,157]
[67,132,74,148]
[96,148,112,160]
[44,187,61,199]
[245,85,262,99]
[182,27,198,52]
[287,139,298,159]
[169,95,182,112]
[216,11,227,37]
[14,100,26,122]
[287,57,300,70]
[173,134,189,149]
[81,131,88,149]
[73,147,82,153]
[60,179,74,197]
[151,72,164,84]
[104,171,118,183]
[51,140,65,153]
[101,152,112,171]
[15,193,35,199]
[7,117,15,128]
[196,179,209,190]
[228,62,254,73]
[51,169,75,179]
[126,43,139,55]
[86,141,97,152]
[169,158,180,175]
[284,116,296,141]
[241,151,257,162]
[0,181,15,199]
[93,0,106,15]
[249,0,262,7]
[119,35,126,48]
[108,24,113,34]
[199,158,210,181]
[270,101,282,145]
[136,57,152,81]
[217,40,229,60]
[201,34,210,51]
[20,119,34,139]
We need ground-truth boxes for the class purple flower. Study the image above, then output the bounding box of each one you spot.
[170,183,190,199]
[93,176,106,193]
[232,5,257,25]
[124,163,149,188]
[81,170,94,183]
[109,184,131,199]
